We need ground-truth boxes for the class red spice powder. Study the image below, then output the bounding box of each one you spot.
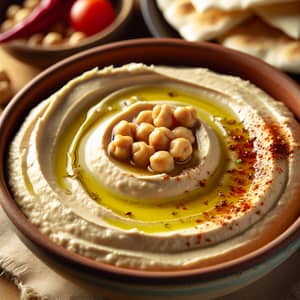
[196,234,202,244]
[266,122,291,159]
[199,180,206,187]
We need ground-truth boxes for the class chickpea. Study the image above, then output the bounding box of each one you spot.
[68,32,86,45]
[24,0,40,9]
[6,5,21,19]
[14,8,32,23]
[150,151,174,173]
[169,138,193,162]
[0,20,14,33]
[42,32,64,46]
[108,135,133,161]
[174,106,198,128]
[173,126,195,144]
[112,120,136,138]
[149,127,175,151]
[135,110,153,125]
[132,142,155,168]
[0,70,9,82]
[0,70,12,104]
[135,122,155,143]
[152,104,174,128]
[27,33,44,46]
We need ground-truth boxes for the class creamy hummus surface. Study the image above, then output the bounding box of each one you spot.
[8,63,300,270]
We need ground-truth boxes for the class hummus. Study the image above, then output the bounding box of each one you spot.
[8,63,300,270]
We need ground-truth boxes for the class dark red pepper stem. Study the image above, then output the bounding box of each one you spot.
[0,0,76,43]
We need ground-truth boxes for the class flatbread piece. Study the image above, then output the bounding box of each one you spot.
[219,17,300,73]
[157,0,251,41]
[254,2,300,39]
[191,0,299,12]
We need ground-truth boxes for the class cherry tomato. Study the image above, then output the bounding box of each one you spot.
[70,0,116,36]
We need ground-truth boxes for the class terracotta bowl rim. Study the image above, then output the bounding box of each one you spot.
[1,0,134,53]
[0,38,299,285]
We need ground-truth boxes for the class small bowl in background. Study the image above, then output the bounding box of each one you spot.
[140,0,178,38]
[0,39,299,300]
[0,0,134,67]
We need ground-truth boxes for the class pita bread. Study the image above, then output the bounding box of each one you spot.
[156,0,251,41]
[191,0,298,12]
[254,2,300,39]
[219,18,300,73]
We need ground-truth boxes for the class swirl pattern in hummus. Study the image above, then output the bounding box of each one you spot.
[8,64,300,270]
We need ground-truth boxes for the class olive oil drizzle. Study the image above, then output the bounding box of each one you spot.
[54,86,256,233]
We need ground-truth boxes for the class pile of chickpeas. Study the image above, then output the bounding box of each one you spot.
[108,104,199,173]
[0,0,86,47]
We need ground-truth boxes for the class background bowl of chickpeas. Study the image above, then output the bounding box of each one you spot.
[0,0,134,66]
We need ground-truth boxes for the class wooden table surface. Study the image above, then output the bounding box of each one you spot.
[0,3,299,299]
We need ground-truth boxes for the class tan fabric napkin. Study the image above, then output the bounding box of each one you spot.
[0,207,99,299]
[0,204,299,300]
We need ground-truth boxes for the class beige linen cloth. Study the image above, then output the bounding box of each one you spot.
[0,207,98,299]
[0,205,299,300]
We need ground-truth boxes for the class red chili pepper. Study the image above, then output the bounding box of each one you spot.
[0,0,76,43]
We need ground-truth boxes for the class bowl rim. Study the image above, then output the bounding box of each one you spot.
[0,38,299,285]
[2,0,135,52]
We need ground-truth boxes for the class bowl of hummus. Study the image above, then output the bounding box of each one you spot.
[0,38,300,300]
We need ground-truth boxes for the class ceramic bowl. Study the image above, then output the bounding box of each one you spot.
[140,0,178,38]
[0,39,299,300]
[0,0,134,67]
